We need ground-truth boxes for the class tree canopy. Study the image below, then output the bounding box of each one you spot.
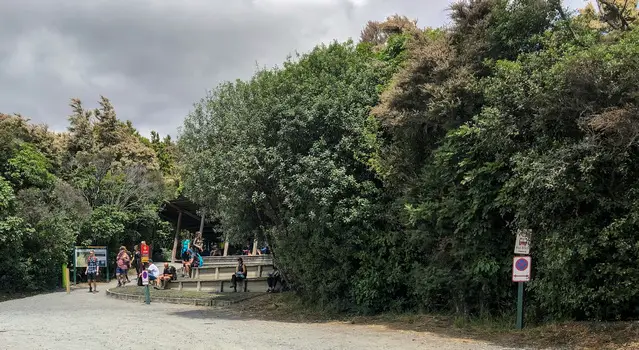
[180,0,639,321]
[0,98,178,292]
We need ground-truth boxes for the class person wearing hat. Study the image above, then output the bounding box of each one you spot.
[230,257,248,292]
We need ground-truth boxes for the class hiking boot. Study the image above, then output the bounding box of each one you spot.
[88,287,92,293]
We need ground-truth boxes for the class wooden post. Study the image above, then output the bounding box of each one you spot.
[66,267,71,294]
[199,210,205,235]
[171,211,183,263]
[252,235,258,256]
[223,234,229,256]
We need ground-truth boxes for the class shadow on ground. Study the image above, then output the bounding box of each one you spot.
[165,293,639,350]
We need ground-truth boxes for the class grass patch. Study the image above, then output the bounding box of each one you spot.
[111,285,257,302]
[226,293,639,349]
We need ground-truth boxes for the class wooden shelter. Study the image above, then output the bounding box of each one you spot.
[159,197,226,262]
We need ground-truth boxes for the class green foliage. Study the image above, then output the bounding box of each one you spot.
[180,1,639,323]
[181,41,391,311]
[4,143,55,190]
[0,98,177,293]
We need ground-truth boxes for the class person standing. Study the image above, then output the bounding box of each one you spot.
[85,250,99,293]
[133,245,142,286]
[116,246,130,287]
[192,231,204,254]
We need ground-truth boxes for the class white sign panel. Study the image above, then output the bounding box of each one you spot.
[74,247,108,268]
[512,256,531,282]
[141,270,149,286]
[514,229,531,255]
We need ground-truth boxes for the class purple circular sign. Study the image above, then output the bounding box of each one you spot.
[515,258,529,271]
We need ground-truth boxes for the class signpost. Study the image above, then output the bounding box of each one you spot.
[141,242,150,264]
[73,246,109,284]
[513,228,532,330]
[141,270,150,304]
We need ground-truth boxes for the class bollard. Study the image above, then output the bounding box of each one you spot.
[145,284,151,304]
[62,263,66,289]
[65,268,71,294]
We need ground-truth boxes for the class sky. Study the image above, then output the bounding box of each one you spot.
[0,0,590,138]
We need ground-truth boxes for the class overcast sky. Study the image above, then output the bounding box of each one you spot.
[0,0,589,138]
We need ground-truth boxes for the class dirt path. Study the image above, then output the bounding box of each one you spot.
[0,283,513,350]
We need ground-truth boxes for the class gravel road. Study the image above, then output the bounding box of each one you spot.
[0,282,513,350]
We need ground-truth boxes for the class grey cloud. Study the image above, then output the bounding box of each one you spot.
[0,0,589,137]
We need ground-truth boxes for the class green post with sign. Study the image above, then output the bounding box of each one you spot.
[513,229,532,330]
[516,282,524,329]
[142,270,151,304]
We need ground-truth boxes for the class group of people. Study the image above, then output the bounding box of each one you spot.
[142,260,177,289]
[82,232,283,293]
[180,231,204,278]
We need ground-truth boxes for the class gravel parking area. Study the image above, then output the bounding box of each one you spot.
[0,281,513,350]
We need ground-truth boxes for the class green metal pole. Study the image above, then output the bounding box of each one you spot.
[516,282,524,330]
[106,248,110,283]
[73,248,77,285]
[145,285,151,305]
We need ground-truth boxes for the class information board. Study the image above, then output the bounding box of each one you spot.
[74,246,108,268]
[514,229,531,255]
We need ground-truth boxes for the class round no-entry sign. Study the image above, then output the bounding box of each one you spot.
[141,270,149,286]
[512,256,531,282]
[515,258,529,271]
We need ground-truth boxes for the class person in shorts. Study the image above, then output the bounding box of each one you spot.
[158,262,173,289]
[85,250,99,293]
[146,260,160,289]
[181,247,193,278]
[231,257,247,292]
[116,246,130,287]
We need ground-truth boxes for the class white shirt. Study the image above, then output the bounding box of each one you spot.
[147,263,160,278]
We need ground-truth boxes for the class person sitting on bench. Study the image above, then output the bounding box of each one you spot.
[267,267,281,293]
[181,247,194,278]
[231,257,247,292]
[158,262,173,289]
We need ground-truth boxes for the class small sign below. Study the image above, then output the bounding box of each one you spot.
[512,256,531,282]
[141,270,149,286]
[514,229,531,255]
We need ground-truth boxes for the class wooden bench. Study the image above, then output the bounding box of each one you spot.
[202,255,273,264]
[168,277,268,293]
[191,264,274,280]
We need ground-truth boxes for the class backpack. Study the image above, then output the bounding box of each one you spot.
[169,266,177,280]
[197,253,204,267]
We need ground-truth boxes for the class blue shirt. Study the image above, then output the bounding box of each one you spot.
[87,257,98,274]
